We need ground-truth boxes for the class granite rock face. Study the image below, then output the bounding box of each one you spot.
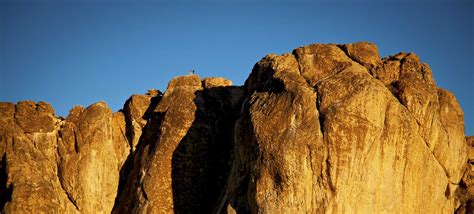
[0,42,471,213]
[0,101,77,213]
[457,136,474,213]
[0,101,130,213]
[222,42,468,213]
[114,76,243,213]
[57,102,130,213]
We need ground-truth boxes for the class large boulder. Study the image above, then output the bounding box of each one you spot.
[57,102,129,213]
[222,42,467,213]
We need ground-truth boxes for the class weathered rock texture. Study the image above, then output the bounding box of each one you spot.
[221,43,468,213]
[0,42,471,213]
[113,76,243,213]
[456,136,474,213]
[0,101,130,213]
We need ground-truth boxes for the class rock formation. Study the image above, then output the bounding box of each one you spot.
[456,136,474,213]
[0,42,471,213]
[113,76,243,213]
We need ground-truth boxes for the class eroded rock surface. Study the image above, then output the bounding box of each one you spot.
[0,101,77,213]
[123,89,162,152]
[0,101,129,213]
[57,102,130,213]
[0,42,470,213]
[114,75,243,213]
[222,42,467,213]
[456,136,474,213]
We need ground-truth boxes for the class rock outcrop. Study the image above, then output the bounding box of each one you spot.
[0,101,77,213]
[114,76,243,213]
[456,136,474,213]
[0,101,130,213]
[0,42,471,213]
[221,43,467,213]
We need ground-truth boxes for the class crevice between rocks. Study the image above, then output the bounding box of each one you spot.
[290,50,313,89]
[389,80,452,184]
[291,51,304,77]
[73,129,79,154]
[112,94,163,209]
[140,182,149,201]
[391,91,450,180]
[119,126,130,150]
[56,148,80,211]
[0,153,12,210]
[417,128,450,181]
[336,45,367,71]
[313,85,334,193]
[54,128,80,211]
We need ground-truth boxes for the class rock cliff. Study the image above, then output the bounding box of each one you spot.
[0,42,471,213]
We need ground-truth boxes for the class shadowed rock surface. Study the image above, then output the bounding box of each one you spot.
[0,42,471,213]
[456,136,474,213]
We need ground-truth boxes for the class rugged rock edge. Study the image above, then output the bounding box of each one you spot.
[0,42,471,213]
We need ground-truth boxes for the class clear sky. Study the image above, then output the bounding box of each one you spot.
[0,0,473,135]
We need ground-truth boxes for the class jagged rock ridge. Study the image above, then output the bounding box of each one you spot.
[0,42,471,213]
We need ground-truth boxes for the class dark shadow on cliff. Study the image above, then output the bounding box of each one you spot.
[171,86,243,214]
[214,62,294,213]
[113,94,162,212]
[0,153,12,210]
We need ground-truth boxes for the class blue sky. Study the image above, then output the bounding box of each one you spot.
[1,0,473,135]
